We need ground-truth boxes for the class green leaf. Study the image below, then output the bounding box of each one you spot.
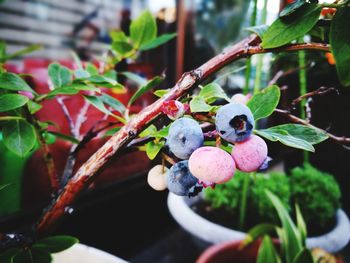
[121,71,147,86]
[255,128,315,152]
[130,10,157,48]
[2,120,36,157]
[330,6,350,87]
[0,72,34,93]
[295,204,307,245]
[12,248,52,263]
[279,0,306,18]
[243,223,276,246]
[101,94,125,113]
[85,63,99,76]
[269,124,328,144]
[0,94,29,112]
[27,100,42,114]
[112,41,134,56]
[154,89,169,98]
[292,248,314,263]
[257,235,281,263]
[34,235,79,253]
[110,31,128,42]
[83,95,113,116]
[266,190,303,263]
[104,127,121,137]
[247,85,280,121]
[199,83,230,103]
[128,76,163,106]
[48,131,79,144]
[139,33,177,51]
[190,96,213,112]
[88,75,121,88]
[0,183,12,192]
[48,63,72,88]
[139,124,158,137]
[245,25,269,39]
[0,41,6,59]
[0,248,21,262]
[74,69,90,79]
[155,125,170,138]
[46,84,99,98]
[1,44,42,62]
[262,4,321,48]
[146,141,164,160]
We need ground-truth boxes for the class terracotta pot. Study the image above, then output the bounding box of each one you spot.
[196,240,264,263]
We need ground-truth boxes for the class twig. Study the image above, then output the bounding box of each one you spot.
[36,36,331,235]
[290,87,337,109]
[274,108,350,145]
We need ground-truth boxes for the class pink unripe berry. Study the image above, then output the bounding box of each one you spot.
[162,100,186,120]
[231,93,250,105]
[231,135,268,172]
[188,146,236,184]
[147,165,168,191]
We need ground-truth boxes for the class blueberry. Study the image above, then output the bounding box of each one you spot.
[215,103,254,143]
[167,160,202,196]
[167,117,204,159]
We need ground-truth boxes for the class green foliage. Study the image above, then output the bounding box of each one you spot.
[262,3,321,48]
[2,120,37,157]
[256,124,328,152]
[204,171,291,225]
[0,72,34,93]
[127,76,164,106]
[247,85,280,121]
[257,235,281,263]
[330,6,350,87]
[290,163,341,227]
[0,94,29,112]
[48,63,72,88]
[0,235,79,263]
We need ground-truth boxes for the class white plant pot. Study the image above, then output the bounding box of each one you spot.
[52,244,128,263]
[167,192,350,253]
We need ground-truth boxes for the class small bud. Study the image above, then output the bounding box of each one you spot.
[162,100,186,120]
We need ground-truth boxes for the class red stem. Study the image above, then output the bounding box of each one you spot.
[36,35,330,235]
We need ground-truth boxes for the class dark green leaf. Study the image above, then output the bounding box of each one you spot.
[2,120,36,157]
[0,248,21,262]
[83,95,112,116]
[139,33,177,51]
[101,94,125,113]
[330,6,350,87]
[88,75,119,87]
[146,141,164,160]
[262,4,321,48]
[34,235,79,253]
[128,76,163,106]
[280,0,306,18]
[199,83,230,103]
[0,94,29,112]
[292,248,314,263]
[121,71,147,86]
[0,183,12,192]
[154,89,169,97]
[247,85,280,121]
[266,190,303,263]
[268,124,328,144]
[245,25,269,39]
[243,223,276,246]
[130,10,157,48]
[112,41,134,56]
[0,41,6,59]
[46,84,99,98]
[12,248,52,263]
[27,100,42,114]
[1,44,42,62]
[190,96,214,112]
[48,63,72,88]
[0,72,34,93]
[257,235,281,263]
[255,128,315,152]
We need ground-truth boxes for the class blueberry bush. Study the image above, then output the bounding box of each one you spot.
[0,0,349,262]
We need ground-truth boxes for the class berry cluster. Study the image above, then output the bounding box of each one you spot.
[147,97,269,197]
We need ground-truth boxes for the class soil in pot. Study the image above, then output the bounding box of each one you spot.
[191,200,336,237]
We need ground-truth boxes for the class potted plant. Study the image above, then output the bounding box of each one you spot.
[0,0,349,262]
[197,191,345,263]
[167,163,350,252]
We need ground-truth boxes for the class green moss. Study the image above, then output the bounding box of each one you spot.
[290,163,341,227]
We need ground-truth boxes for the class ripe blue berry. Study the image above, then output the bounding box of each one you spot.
[167,117,204,159]
[215,103,254,143]
[167,160,202,196]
